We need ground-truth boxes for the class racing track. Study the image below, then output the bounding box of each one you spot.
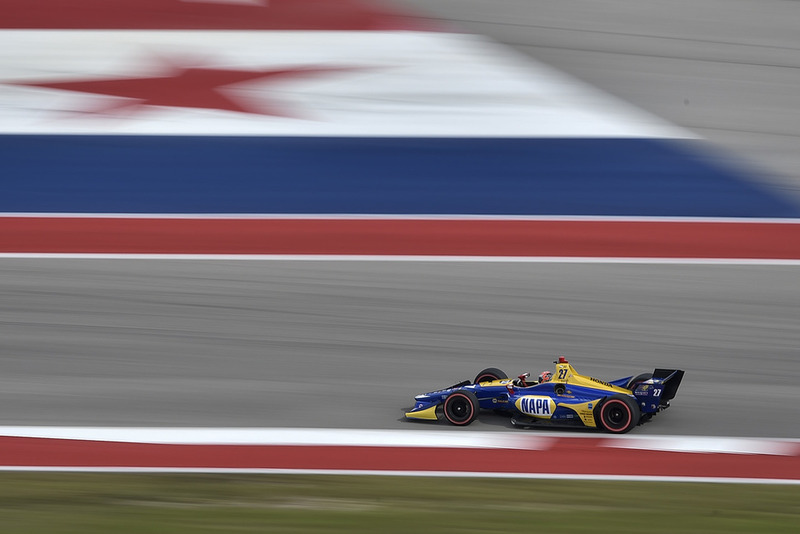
[400,0,800,199]
[2,0,800,442]
[2,260,799,437]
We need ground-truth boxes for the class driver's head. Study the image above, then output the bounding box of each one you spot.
[539,371,553,383]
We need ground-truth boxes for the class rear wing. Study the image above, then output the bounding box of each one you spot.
[653,368,684,404]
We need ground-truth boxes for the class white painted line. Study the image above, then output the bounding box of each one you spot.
[2,254,800,264]
[0,466,797,484]
[605,436,800,456]
[2,213,800,223]
[0,427,550,450]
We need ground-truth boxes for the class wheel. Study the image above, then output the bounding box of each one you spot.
[473,367,508,384]
[626,372,653,391]
[443,390,480,426]
[597,394,640,434]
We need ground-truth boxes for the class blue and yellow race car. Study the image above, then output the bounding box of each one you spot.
[405,357,684,433]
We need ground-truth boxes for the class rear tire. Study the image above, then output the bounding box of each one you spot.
[443,390,480,426]
[626,373,653,391]
[473,367,507,384]
[597,395,640,434]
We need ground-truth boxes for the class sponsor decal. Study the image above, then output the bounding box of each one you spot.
[634,385,662,397]
[516,396,556,418]
[589,376,613,388]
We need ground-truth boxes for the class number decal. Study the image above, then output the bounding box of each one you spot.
[557,368,568,380]
[654,388,662,396]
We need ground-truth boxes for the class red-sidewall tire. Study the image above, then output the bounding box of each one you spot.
[443,390,480,426]
[597,394,640,434]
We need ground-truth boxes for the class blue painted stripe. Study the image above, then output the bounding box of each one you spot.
[2,135,798,217]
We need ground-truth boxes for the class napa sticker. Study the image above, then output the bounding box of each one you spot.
[516,396,557,418]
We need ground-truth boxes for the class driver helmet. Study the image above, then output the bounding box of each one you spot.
[538,371,553,383]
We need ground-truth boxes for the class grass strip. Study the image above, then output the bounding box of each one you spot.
[0,473,798,533]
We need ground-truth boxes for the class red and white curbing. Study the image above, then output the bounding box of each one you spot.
[1,427,798,484]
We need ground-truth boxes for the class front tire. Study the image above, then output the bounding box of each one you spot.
[443,390,480,426]
[473,367,507,384]
[597,394,640,434]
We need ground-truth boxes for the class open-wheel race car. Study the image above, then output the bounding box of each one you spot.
[405,357,684,433]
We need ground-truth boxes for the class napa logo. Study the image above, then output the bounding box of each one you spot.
[516,396,556,418]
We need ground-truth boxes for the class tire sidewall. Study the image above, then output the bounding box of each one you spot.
[443,390,479,426]
[473,367,508,384]
[626,372,653,391]
[597,394,640,433]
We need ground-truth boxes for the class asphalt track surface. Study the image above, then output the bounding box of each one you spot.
[2,1,800,439]
[2,260,799,437]
[401,0,800,199]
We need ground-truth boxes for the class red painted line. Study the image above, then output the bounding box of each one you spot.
[0,0,428,31]
[1,437,798,480]
[1,218,800,259]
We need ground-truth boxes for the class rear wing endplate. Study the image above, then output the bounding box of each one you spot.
[653,368,685,404]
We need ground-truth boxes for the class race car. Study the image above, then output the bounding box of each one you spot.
[405,357,684,433]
